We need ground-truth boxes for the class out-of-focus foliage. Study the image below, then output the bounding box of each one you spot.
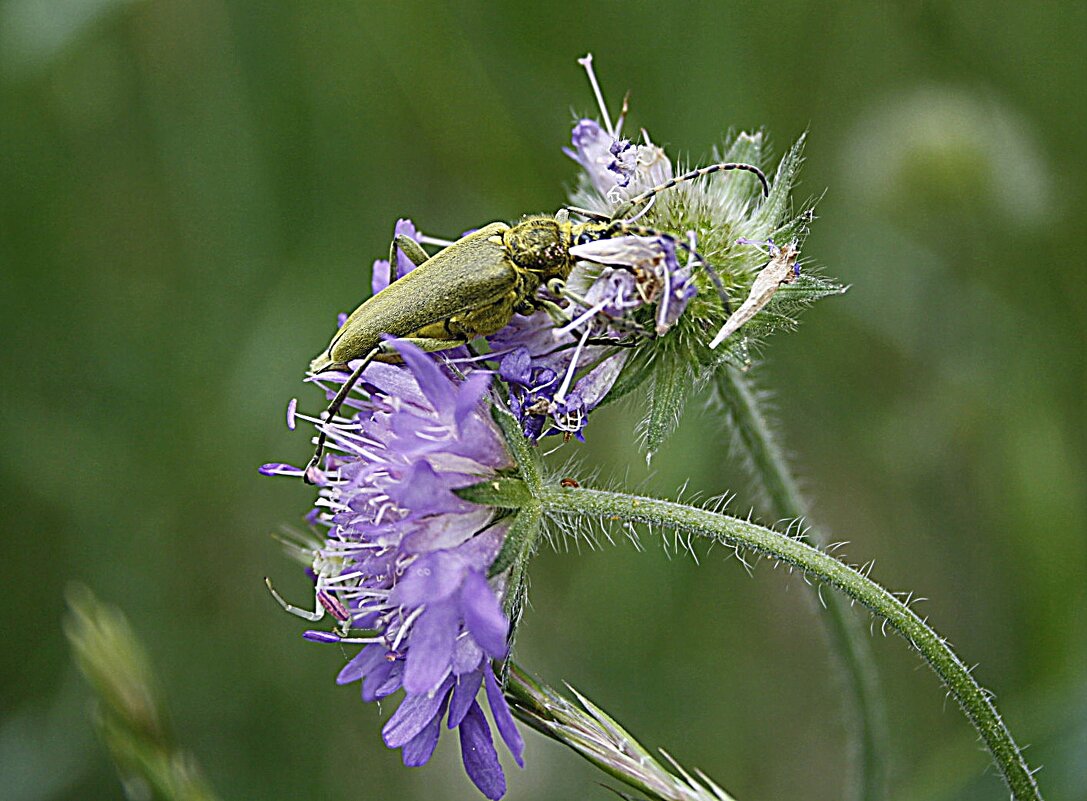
[1,2,1083,800]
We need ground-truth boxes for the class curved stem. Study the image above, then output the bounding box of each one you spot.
[716,367,888,801]
[537,485,1043,801]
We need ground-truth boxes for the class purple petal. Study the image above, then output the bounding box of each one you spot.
[258,462,301,477]
[448,669,484,728]
[364,659,403,701]
[455,526,506,572]
[389,551,468,608]
[393,218,421,278]
[393,340,454,412]
[452,631,485,675]
[337,643,385,685]
[401,694,449,767]
[498,348,533,385]
[460,570,508,658]
[303,630,342,643]
[400,507,496,555]
[574,350,628,410]
[484,663,524,767]
[459,701,506,800]
[382,676,454,748]
[454,370,493,428]
[371,259,392,294]
[402,602,459,694]
[388,462,472,517]
[356,360,428,405]
[570,235,663,268]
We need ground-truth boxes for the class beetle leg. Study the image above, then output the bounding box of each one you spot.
[394,234,430,267]
[305,344,386,483]
[387,234,430,283]
[536,299,570,326]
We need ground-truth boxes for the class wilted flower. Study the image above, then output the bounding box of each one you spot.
[262,341,523,799]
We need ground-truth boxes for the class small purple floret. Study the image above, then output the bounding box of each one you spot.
[566,118,673,205]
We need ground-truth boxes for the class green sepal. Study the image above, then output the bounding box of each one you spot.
[488,503,543,578]
[640,351,693,458]
[490,404,544,493]
[455,476,533,509]
[751,132,806,233]
[491,504,543,684]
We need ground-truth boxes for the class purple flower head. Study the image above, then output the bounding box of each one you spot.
[263,340,523,798]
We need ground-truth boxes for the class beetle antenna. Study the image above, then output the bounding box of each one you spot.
[624,194,656,224]
[305,346,382,483]
[617,161,770,220]
[564,205,611,222]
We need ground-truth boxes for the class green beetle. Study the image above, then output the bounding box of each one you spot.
[304,161,769,479]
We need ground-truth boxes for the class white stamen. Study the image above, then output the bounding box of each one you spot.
[614,91,630,138]
[554,325,591,405]
[373,500,395,526]
[315,497,353,514]
[527,372,559,394]
[390,605,425,652]
[657,247,672,331]
[416,233,455,248]
[342,589,391,600]
[415,430,451,443]
[578,54,615,137]
[554,298,609,337]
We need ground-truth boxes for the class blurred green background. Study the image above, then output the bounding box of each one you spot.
[2,1,1084,799]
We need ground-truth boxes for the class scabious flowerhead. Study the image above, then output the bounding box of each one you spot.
[554,54,841,455]
[262,340,524,799]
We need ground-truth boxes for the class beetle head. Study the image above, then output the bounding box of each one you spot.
[505,217,574,279]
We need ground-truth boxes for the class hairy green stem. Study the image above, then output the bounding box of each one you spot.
[536,485,1043,801]
[716,366,888,801]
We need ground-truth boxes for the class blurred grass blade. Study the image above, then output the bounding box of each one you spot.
[505,664,738,801]
[64,585,220,801]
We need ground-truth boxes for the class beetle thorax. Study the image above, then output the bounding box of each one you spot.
[504,217,573,279]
